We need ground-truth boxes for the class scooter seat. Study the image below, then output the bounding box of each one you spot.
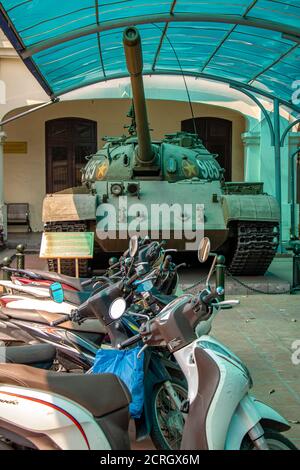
[2,307,107,334]
[28,270,84,291]
[4,344,56,366]
[0,364,130,418]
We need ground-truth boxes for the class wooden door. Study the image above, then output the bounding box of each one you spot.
[46,118,97,193]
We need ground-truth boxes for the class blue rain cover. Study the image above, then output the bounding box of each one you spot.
[92,346,144,419]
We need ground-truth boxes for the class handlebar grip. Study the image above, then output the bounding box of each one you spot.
[118,334,141,349]
[81,278,93,287]
[200,290,217,306]
[50,314,70,326]
[127,272,139,286]
[176,262,186,271]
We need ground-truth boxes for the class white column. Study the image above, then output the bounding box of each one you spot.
[241,131,261,182]
[0,129,7,241]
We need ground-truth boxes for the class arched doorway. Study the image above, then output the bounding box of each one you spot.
[181,117,232,180]
[46,117,97,193]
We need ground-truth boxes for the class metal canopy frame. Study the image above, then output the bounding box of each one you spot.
[230,85,275,146]
[1,2,300,113]
[18,13,300,60]
[0,99,59,127]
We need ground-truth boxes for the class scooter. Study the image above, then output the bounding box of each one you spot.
[0,237,295,450]
[0,238,179,370]
[0,280,185,449]
[0,237,187,450]
[0,236,175,296]
[124,237,297,450]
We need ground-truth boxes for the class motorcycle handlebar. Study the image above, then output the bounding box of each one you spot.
[175,262,186,271]
[118,333,142,349]
[50,314,70,326]
[127,272,140,286]
[81,277,95,287]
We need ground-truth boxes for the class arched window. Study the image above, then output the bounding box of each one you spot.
[181,117,232,181]
[46,117,97,193]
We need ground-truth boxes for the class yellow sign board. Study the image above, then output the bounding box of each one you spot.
[4,141,28,154]
[40,232,94,259]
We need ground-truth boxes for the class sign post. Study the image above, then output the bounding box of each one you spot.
[39,232,94,278]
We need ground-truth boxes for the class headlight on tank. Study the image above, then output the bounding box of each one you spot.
[111,183,124,196]
[127,182,139,196]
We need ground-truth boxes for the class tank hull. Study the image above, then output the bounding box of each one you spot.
[43,180,279,277]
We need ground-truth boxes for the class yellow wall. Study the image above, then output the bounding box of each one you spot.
[3,99,245,231]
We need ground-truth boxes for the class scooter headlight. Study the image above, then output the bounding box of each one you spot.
[109,297,126,320]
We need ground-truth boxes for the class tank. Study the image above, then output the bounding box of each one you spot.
[42,26,280,277]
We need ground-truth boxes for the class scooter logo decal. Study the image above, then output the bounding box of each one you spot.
[0,391,90,449]
[0,397,18,405]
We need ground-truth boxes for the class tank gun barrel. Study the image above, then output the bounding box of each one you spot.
[123,27,153,164]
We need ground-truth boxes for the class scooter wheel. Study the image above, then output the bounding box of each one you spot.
[150,378,187,450]
[240,429,298,450]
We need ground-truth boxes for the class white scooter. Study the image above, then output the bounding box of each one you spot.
[0,238,296,450]
[135,237,296,450]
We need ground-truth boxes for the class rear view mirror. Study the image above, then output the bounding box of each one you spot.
[49,282,64,303]
[198,237,211,263]
[129,235,138,258]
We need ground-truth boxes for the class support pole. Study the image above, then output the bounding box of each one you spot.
[290,147,300,238]
[0,129,7,242]
[230,85,275,146]
[0,99,58,127]
[273,99,282,252]
[291,241,300,291]
[215,255,226,301]
[2,256,12,280]
[16,244,25,270]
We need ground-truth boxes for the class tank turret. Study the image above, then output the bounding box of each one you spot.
[123,27,154,169]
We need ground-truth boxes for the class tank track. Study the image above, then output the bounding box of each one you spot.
[228,222,279,276]
[44,221,89,277]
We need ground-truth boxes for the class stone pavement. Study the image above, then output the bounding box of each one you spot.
[132,294,300,450]
[212,294,300,448]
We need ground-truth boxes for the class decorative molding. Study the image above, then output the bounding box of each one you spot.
[241,132,260,146]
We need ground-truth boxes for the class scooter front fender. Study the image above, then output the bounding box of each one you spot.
[225,395,290,450]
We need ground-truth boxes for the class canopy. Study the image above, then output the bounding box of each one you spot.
[0,1,299,109]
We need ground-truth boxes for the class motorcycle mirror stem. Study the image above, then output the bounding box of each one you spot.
[129,235,139,258]
[205,252,218,288]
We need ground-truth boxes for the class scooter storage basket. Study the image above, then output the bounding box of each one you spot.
[92,346,145,418]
